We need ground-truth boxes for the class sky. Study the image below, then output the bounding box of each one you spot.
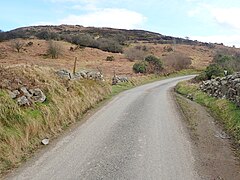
[1,0,240,47]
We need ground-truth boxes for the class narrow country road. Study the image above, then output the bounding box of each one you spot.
[8,76,199,180]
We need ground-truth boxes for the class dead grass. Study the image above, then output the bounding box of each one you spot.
[0,39,134,77]
[0,39,219,79]
[0,65,111,175]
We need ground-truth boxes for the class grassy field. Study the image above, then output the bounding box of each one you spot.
[175,81,240,143]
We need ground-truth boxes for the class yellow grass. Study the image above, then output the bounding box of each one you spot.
[0,65,111,174]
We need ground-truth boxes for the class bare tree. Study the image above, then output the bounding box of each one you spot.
[124,46,148,61]
[11,40,24,53]
[162,52,192,71]
[47,41,62,59]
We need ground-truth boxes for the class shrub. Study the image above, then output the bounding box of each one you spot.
[0,30,5,42]
[195,71,208,82]
[213,50,240,72]
[47,41,62,59]
[11,40,24,53]
[98,38,123,53]
[71,34,97,48]
[205,64,224,79]
[124,46,147,61]
[36,31,60,40]
[26,41,33,46]
[145,55,163,74]
[163,46,173,52]
[133,61,147,73]
[162,52,192,71]
[106,56,115,61]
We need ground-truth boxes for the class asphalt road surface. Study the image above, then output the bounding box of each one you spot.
[8,75,199,180]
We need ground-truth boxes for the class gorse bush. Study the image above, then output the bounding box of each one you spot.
[132,55,163,74]
[69,34,123,53]
[36,31,60,40]
[213,50,240,72]
[98,38,123,53]
[71,34,98,48]
[196,64,224,81]
[133,61,147,73]
[205,64,224,80]
[145,55,163,74]
[106,56,115,61]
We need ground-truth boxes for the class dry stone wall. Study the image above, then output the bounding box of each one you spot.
[200,72,240,107]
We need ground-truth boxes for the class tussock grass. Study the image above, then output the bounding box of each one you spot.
[0,66,198,175]
[176,81,240,142]
[0,65,111,174]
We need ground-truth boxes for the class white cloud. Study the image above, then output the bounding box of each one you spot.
[71,4,98,11]
[30,21,57,26]
[191,35,240,47]
[187,8,201,17]
[210,7,240,31]
[49,0,98,3]
[59,8,146,29]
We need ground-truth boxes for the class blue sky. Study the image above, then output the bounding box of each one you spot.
[1,0,240,46]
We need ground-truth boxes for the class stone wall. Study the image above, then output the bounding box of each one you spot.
[200,72,240,107]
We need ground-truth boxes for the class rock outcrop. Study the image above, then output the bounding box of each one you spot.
[200,72,240,107]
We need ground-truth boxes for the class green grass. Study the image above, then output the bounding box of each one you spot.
[110,68,201,97]
[176,81,240,141]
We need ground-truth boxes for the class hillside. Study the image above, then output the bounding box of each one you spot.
[0,25,239,77]
[1,25,204,45]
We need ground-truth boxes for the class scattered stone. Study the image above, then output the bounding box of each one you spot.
[56,69,71,79]
[41,138,49,145]
[8,90,20,99]
[20,87,32,98]
[187,94,193,100]
[17,96,30,106]
[31,88,46,103]
[112,75,128,85]
[215,131,230,139]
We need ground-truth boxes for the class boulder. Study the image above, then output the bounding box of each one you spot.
[20,87,32,98]
[30,88,46,103]
[112,76,129,85]
[8,90,20,99]
[56,69,71,79]
[41,138,49,145]
[17,96,30,106]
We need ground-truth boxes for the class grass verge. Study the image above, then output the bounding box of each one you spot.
[0,67,199,176]
[110,69,201,96]
[175,81,240,143]
[0,65,111,175]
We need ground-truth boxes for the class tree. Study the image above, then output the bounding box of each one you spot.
[162,52,192,71]
[124,46,147,61]
[47,41,62,59]
[11,40,24,53]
